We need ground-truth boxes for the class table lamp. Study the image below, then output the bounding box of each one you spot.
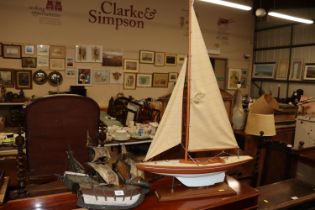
[245,112,276,186]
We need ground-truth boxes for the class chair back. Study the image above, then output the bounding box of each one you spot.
[25,94,100,182]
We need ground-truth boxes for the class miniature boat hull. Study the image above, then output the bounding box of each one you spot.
[77,184,149,210]
[136,155,252,187]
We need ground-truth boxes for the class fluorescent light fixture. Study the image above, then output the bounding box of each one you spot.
[268,12,314,24]
[199,0,252,11]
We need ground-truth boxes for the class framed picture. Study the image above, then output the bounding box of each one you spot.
[177,54,186,64]
[155,52,165,66]
[91,45,103,62]
[276,60,289,80]
[48,71,63,87]
[102,51,123,66]
[289,60,303,81]
[169,72,178,82]
[50,58,65,70]
[15,70,32,89]
[92,69,110,85]
[37,44,50,56]
[110,69,123,84]
[136,73,152,88]
[123,73,136,89]
[227,68,242,90]
[252,63,276,79]
[124,59,139,72]
[2,44,21,58]
[22,57,37,68]
[65,68,76,78]
[165,54,177,65]
[37,56,49,67]
[75,45,88,62]
[66,57,75,68]
[50,45,66,58]
[22,44,36,57]
[77,68,91,85]
[152,73,169,88]
[139,50,155,64]
[303,64,315,80]
[0,69,14,87]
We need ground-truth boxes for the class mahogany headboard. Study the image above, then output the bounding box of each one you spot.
[25,94,100,182]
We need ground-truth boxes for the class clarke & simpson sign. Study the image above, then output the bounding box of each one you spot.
[88,1,157,30]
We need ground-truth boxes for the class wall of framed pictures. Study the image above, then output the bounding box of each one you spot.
[0,0,253,107]
[251,22,315,99]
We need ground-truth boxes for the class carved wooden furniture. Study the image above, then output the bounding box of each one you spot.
[0,176,258,210]
[15,94,100,197]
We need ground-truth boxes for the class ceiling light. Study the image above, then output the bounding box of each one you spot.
[268,12,314,24]
[199,0,252,11]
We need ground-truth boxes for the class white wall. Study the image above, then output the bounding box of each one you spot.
[0,0,254,107]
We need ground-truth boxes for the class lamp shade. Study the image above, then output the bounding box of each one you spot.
[245,112,276,136]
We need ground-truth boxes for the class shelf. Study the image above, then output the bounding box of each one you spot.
[252,78,315,84]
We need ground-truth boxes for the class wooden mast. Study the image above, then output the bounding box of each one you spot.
[184,0,193,161]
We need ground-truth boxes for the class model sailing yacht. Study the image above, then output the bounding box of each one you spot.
[136,0,252,187]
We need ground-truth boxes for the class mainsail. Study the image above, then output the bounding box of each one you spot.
[144,6,238,161]
[188,8,238,151]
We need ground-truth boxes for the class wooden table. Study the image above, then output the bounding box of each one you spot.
[0,176,258,210]
[257,179,315,210]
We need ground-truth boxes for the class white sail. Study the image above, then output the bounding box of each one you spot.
[144,58,187,161]
[188,8,238,151]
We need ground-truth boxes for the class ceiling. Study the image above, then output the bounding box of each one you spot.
[252,0,315,11]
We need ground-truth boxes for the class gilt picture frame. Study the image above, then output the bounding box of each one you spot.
[124,59,139,72]
[303,64,315,80]
[123,73,136,90]
[252,63,276,79]
[50,45,66,59]
[22,57,37,68]
[16,70,32,89]
[139,50,155,64]
[276,60,289,80]
[0,69,14,87]
[2,44,21,59]
[154,52,165,66]
[152,73,168,88]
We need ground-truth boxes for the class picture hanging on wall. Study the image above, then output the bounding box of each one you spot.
[152,73,169,88]
[66,57,75,68]
[252,63,276,79]
[289,60,303,81]
[165,53,177,65]
[37,56,49,67]
[136,73,152,88]
[91,45,103,62]
[32,70,48,85]
[139,50,155,64]
[169,72,178,82]
[123,73,136,89]
[37,44,50,56]
[276,60,289,80]
[227,68,242,90]
[110,69,123,84]
[124,59,139,72]
[75,45,88,62]
[50,58,65,70]
[2,44,21,59]
[22,44,36,57]
[0,69,14,87]
[177,54,186,65]
[154,52,165,66]
[77,68,91,85]
[102,51,123,66]
[65,68,76,78]
[50,45,66,59]
[303,64,315,80]
[22,57,37,68]
[15,70,32,89]
[92,69,110,85]
[48,71,63,87]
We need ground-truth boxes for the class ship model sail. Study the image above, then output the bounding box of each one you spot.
[136,0,252,187]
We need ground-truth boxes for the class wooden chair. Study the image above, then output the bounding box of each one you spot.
[14,94,100,197]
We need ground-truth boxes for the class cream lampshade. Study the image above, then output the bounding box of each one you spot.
[245,112,276,136]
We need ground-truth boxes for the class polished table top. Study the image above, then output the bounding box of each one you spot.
[0,176,258,210]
